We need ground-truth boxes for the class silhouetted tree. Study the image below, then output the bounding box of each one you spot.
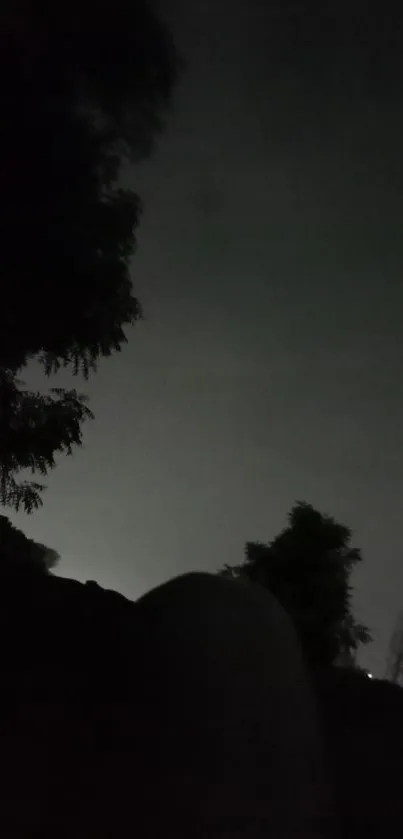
[0,514,60,574]
[220,502,371,668]
[0,0,181,511]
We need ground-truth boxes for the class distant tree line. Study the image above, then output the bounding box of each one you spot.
[0,515,59,575]
[1,499,372,677]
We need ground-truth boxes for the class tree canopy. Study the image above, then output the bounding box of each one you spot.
[0,0,181,512]
[0,514,59,575]
[220,502,371,668]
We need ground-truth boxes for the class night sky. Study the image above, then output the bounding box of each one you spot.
[12,0,403,676]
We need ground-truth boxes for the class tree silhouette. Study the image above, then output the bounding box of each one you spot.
[220,502,371,668]
[0,0,181,511]
[0,514,60,574]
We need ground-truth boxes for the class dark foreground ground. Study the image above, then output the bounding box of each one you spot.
[0,569,401,838]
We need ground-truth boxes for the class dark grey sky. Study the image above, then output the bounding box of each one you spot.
[12,0,403,675]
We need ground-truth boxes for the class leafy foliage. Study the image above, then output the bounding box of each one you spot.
[0,514,60,574]
[0,372,93,511]
[220,502,371,667]
[0,0,181,511]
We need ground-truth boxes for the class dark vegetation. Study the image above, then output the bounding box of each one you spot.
[0,0,182,512]
[0,514,59,574]
[220,502,371,669]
